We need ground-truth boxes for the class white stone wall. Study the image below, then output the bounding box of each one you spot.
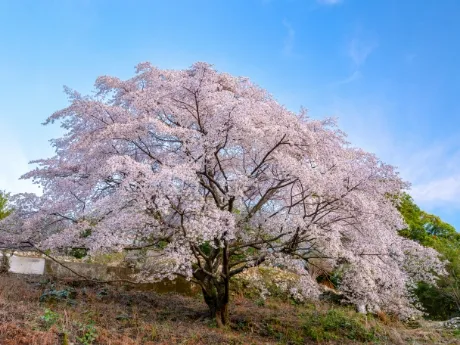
[0,253,45,275]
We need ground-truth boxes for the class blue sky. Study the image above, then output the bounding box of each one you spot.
[1,0,460,228]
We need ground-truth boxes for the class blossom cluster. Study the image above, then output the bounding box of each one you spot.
[0,62,445,317]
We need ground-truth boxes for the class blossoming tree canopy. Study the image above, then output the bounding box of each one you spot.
[5,62,444,324]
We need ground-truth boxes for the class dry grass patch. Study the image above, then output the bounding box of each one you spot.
[0,274,459,344]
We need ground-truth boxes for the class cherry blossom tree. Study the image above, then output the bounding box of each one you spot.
[1,62,444,325]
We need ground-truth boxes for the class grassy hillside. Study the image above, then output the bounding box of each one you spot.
[0,274,459,345]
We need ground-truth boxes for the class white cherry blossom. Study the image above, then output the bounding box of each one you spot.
[0,62,443,324]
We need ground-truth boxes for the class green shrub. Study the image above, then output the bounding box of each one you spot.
[40,287,77,303]
[40,308,60,330]
[303,309,376,342]
[77,321,98,345]
[68,248,88,259]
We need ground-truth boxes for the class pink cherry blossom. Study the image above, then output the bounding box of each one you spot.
[0,62,444,324]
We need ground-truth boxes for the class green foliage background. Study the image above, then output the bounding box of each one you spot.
[398,193,460,319]
[0,191,12,220]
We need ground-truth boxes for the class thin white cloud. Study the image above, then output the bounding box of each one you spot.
[348,38,378,66]
[403,142,460,208]
[331,70,362,86]
[324,96,460,212]
[317,0,343,5]
[282,19,296,57]
[412,176,460,204]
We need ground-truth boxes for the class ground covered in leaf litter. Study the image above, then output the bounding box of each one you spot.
[0,274,459,345]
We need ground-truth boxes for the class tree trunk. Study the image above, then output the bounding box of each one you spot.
[197,241,231,327]
[202,282,229,327]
